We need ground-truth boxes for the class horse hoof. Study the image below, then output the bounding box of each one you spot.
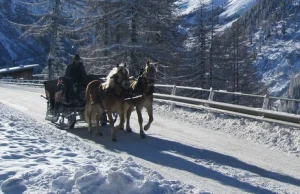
[126,128,132,133]
[97,132,103,136]
[144,126,149,131]
[112,137,117,142]
[140,134,146,139]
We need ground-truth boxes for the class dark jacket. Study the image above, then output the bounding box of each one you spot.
[65,62,86,83]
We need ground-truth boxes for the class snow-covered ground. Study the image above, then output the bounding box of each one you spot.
[176,0,256,19]
[1,84,300,194]
[0,103,199,194]
[219,0,256,19]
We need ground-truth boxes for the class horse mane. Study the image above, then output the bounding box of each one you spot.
[129,79,139,90]
[145,62,158,70]
[128,61,157,94]
[103,63,129,89]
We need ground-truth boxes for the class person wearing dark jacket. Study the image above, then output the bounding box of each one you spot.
[64,54,86,103]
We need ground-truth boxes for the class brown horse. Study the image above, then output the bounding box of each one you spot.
[84,63,130,141]
[124,60,158,138]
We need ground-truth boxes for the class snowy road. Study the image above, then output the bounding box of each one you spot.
[0,85,300,193]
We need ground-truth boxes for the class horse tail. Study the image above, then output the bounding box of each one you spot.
[86,80,100,104]
[84,105,88,123]
[84,80,102,122]
[84,82,92,123]
[85,81,92,105]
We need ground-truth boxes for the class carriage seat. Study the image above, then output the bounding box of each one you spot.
[73,82,85,90]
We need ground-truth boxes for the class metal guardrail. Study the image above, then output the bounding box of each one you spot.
[1,79,300,127]
[155,84,300,107]
[0,79,45,86]
[153,93,300,126]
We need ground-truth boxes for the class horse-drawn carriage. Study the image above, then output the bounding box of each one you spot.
[42,74,108,129]
[42,60,157,141]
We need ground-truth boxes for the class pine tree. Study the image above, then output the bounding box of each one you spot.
[16,0,88,80]
[79,0,179,76]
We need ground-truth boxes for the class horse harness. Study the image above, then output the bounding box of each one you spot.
[124,71,155,103]
[93,78,128,108]
[92,67,155,106]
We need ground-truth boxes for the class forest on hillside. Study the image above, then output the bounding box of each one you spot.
[3,0,300,105]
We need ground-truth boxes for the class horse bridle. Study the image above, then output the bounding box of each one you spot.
[105,68,130,99]
[141,68,156,86]
[111,68,129,88]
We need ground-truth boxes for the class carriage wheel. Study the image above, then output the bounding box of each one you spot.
[46,103,59,123]
[79,112,84,121]
[67,114,76,129]
[45,102,50,120]
[51,114,59,123]
[113,112,118,123]
[68,121,76,129]
[100,112,107,126]
[59,116,65,129]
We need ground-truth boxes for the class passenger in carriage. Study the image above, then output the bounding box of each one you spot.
[64,54,86,103]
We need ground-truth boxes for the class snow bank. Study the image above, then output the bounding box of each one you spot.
[154,102,300,157]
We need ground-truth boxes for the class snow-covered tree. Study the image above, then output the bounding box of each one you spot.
[16,0,88,80]
[78,0,179,76]
[280,73,300,113]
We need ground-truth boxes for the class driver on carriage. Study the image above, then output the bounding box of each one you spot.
[64,54,86,103]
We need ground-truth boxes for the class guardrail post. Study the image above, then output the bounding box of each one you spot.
[262,93,269,110]
[169,85,177,110]
[171,85,177,96]
[208,87,214,101]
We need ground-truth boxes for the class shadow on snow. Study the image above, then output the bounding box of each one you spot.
[61,123,299,194]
